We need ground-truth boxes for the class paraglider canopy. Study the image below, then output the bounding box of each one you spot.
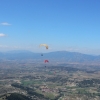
[39,44,48,49]
[44,60,49,63]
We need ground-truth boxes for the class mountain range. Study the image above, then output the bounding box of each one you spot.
[0,50,100,64]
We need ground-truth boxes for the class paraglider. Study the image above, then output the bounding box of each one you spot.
[41,54,43,56]
[39,44,48,56]
[44,60,49,68]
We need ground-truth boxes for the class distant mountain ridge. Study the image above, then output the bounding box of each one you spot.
[0,50,100,63]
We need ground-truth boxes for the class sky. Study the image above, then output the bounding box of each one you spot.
[0,0,100,55]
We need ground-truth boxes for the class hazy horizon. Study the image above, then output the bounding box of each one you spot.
[0,49,99,56]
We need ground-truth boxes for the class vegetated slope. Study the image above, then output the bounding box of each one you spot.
[1,93,31,100]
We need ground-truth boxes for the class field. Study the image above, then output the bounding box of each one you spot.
[0,61,100,100]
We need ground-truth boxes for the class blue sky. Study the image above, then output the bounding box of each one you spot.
[0,0,100,55]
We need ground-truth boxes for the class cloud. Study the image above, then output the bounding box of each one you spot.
[0,33,6,37]
[0,45,8,48]
[0,22,11,26]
